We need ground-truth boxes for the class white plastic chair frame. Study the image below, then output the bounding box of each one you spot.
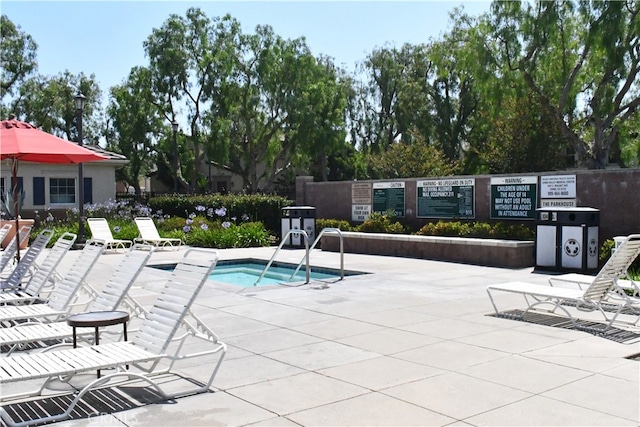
[548,234,640,298]
[0,243,154,355]
[86,217,133,251]
[0,226,31,274]
[0,249,226,427]
[0,232,77,305]
[133,216,182,250]
[487,235,640,333]
[0,229,54,291]
[0,240,104,325]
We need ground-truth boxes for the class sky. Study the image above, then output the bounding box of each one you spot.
[2,1,492,93]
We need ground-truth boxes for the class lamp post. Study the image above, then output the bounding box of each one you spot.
[172,120,179,193]
[74,92,86,243]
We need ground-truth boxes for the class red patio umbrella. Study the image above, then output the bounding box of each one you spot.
[0,118,108,260]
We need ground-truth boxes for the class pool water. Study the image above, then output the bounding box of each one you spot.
[211,262,337,286]
[150,258,366,287]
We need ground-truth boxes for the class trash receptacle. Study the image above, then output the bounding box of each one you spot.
[281,206,316,248]
[535,207,599,272]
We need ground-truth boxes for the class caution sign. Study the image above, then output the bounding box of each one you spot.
[372,182,405,217]
[490,176,537,220]
[416,178,475,218]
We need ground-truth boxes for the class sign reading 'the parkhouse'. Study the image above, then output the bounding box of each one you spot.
[490,176,538,220]
[416,178,475,219]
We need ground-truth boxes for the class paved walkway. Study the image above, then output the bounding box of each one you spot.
[6,246,640,426]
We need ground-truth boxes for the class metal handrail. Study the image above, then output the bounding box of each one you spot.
[254,229,309,286]
[290,228,344,281]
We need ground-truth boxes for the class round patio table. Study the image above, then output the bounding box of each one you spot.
[66,310,130,377]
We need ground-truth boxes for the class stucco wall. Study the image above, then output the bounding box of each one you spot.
[298,169,640,240]
[1,161,117,211]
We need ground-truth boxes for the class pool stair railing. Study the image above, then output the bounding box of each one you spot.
[254,228,344,286]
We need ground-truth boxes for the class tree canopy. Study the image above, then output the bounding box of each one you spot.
[1,1,638,197]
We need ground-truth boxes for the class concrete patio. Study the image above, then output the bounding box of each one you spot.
[3,245,639,426]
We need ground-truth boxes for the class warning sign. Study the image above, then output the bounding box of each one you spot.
[416,178,475,218]
[490,176,537,220]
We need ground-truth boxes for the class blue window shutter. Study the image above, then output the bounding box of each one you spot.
[33,177,45,205]
[84,177,93,204]
[10,177,23,192]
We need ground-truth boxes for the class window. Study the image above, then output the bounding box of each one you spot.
[50,178,76,204]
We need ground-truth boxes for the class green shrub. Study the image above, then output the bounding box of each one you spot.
[599,239,615,261]
[154,216,188,232]
[183,222,270,248]
[417,221,470,237]
[356,211,407,234]
[469,222,492,237]
[316,218,355,232]
[416,220,534,240]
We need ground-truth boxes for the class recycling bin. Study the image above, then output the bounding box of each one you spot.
[281,206,316,248]
[535,207,599,272]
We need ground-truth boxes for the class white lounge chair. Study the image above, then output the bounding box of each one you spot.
[0,243,154,354]
[87,217,133,251]
[0,232,77,305]
[487,235,640,333]
[548,234,640,297]
[134,216,182,249]
[0,249,226,427]
[0,229,54,291]
[0,240,104,325]
[0,226,31,274]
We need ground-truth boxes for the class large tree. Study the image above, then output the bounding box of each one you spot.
[356,44,432,154]
[483,0,640,169]
[479,90,568,173]
[0,15,37,105]
[11,71,102,143]
[209,25,348,192]
[284,55,350,182]
[426,32,478,166]
[144,8,240,192]
[106,67,162,197]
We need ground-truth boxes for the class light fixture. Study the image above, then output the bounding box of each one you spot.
[74,92,86,112]
[75,92,86,243]
[172,120,179,193]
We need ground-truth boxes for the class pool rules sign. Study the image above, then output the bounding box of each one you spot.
[490,176,538,220]
[351,182,372,222]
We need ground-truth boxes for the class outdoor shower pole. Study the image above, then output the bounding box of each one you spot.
[74,92,86,243]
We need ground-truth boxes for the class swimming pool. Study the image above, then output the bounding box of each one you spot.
[150,258,367,287]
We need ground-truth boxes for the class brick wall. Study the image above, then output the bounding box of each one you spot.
[298,169,640,240]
